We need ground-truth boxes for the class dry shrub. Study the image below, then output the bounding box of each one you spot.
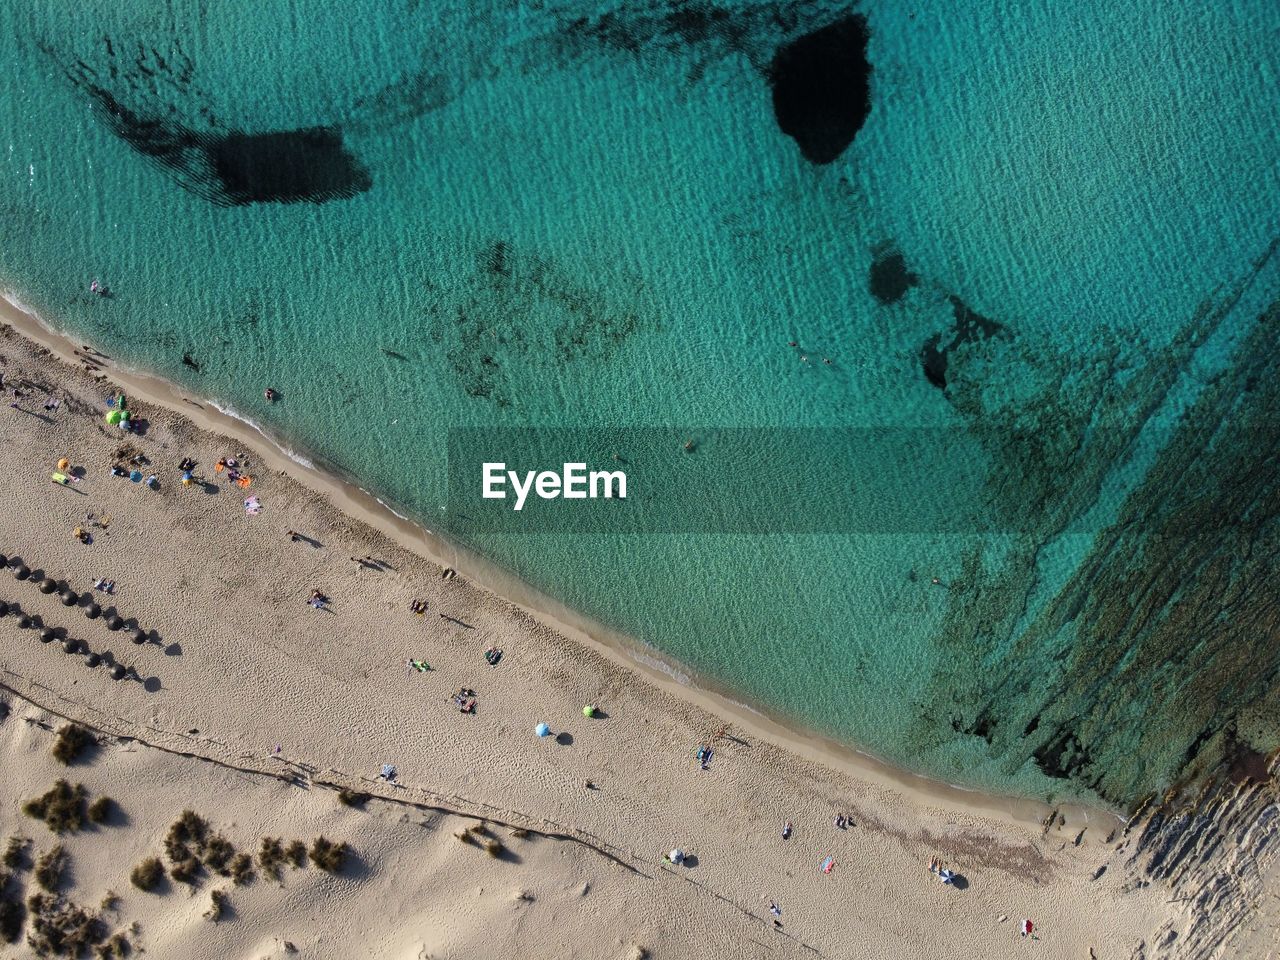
[128,858,164,893]
[337,789,369,808]
[257,838,286,881]
[0,883,24,943]
[201,835,235,875]
[3,837,29,871]
[52,725,95,765]
[163,810,208,863]
[229,853,254,887]
[307,837,348,873]
[23,781,89,834]
[483,838,504,858]
[87,797,114,826]
[95,931,131,957]
[34,845,68,892]
[26,891,107,956]
[284,840,307,869]
[203,889,228,922]
[168,857,200,887]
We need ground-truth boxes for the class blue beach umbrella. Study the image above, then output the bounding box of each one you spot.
[535,722,551,738]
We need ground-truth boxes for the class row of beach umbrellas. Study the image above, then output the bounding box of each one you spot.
[0,600,133,680]
[2,553,153,644]
[0,553,148,681]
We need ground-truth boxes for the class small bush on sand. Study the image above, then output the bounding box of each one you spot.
[483,838,504,858]
[337,789,369,808]
[307,837,348,873]
[163,810,208,863]
[3,836,29,871]
[169,856,201,887]
[257,838,286,881]
[0,886,25,943]
[52,724,95,765]
[23,781,89,834]
[454,830,476,846]
[201,835,235,875]
[284,840,307,869]
[96,931,132,957]
[34,845,68,893]
[203,888,228,922]
[87,797,114,825]
[25,891,107,956]
[509,828,530,840]
[129,858,164,893]
[229,853,254,887]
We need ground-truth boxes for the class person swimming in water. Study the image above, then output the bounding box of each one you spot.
[264,387,277,402]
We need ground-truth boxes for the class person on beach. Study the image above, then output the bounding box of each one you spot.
[410,599,427,615]
[1020,918,1034,937]
[782,821,793,840]
[834,814,846,829]
[768,900,782,926]
[286,530,301,542]
[308,590,328,610]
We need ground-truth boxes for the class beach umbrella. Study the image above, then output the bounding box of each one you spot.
[39,578,56,594]
[535,722,551,738]
[582,705,596,718]
[39,629,55,643]
[85,603,101,619]
[13,565,30,580]
[62,639,80,654]
[0,554,6,568]
[669,849,685,865]
[106,616,124,631]
[0,601,7,616]
[131,628,147,645]
[110,664,127,681]
[85,653,101,668]
[17,615,32,629]
[60,590,77,606]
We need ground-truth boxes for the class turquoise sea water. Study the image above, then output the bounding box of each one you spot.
[2,0,1278,806]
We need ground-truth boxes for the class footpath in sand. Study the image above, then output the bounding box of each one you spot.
[0,308,1260,958]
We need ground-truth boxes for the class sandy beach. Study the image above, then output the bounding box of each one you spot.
[0,300,1276,959]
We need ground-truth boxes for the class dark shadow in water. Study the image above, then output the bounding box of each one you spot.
[869,246,920,305]
[42,42,372,207]
[768,15,871,164]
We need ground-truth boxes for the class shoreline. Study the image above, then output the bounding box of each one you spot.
[0,288,1115,832]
